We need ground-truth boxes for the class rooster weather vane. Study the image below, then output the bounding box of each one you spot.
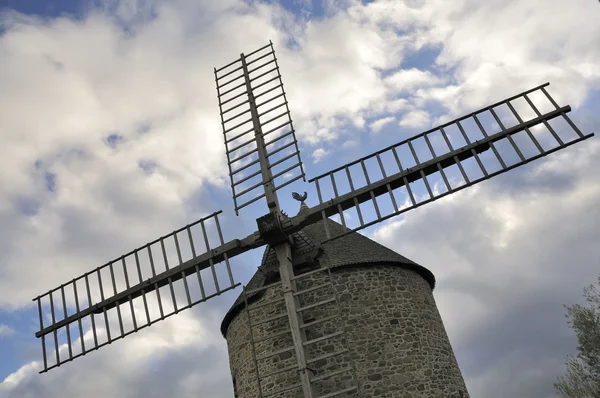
[32,40,594,398]
[292,191,308,204]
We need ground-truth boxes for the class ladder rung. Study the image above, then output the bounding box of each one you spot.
[253,328,291,344]
[257,111,289,130]
[245,280,282,295]
[218,80,247,98]
[247,296,284,311]
[245,42,272,58]
[262,382,302,397]
[250,75,279,92]
[221,98,249,116]
[248,58,276,77]
[266,139,296,158]
[248,66,278,85]
[228,147,257,165]
[311,366,353,383]
[216,64,243,81]
[260,363,297,379]
[307,348,349,364]
[246,49,274,66]
[219,89,248,107]
[292,267,328,282]
[297,298,336,313]
[293,283,330,297]
[222,107,250,125]
[264,129,295,147]
[225,124,254,144]
[250,312,288,327]
[262,119,291,137]
[300,315,339,330]
[318,386,358,398]
[256,345,295,361]
[304,331,344,347]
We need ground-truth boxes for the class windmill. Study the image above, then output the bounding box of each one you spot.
[33,41,594,397]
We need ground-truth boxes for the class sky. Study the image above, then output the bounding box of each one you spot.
[0,0,599,397]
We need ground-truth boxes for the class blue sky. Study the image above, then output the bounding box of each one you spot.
[0,0,599,397]
[1,0,84,17]
[0,0,328,20]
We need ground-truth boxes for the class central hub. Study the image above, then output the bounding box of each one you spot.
[256,212,289,246]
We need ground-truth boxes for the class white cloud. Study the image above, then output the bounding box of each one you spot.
[0,308,234,398]
[398,109,430,128]
[1,0,599,397]
[426,0,599,114]
[312,147,330,163]
[384,67,442,94]
[0,2,265,307]
[0,362,38,389]
[342,139,359,149]
[0,325,14,337]
[370,97,410,115]
[369,116,395,133]
[370,138,600,397]
[345,0,600,121]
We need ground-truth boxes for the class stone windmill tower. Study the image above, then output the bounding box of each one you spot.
[32,41,594,398]
[221,205,468,397]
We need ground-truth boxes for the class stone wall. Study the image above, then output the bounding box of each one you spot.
[225,264,469,397]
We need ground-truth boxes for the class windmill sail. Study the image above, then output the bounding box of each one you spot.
[31,34,596,394]
[32,210,252,373]
[215,41,305,215]
[298,83,594,241]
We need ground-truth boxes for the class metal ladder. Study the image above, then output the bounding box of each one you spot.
[242,265,360,398]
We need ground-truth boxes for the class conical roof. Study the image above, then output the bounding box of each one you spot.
[220,205,435,337]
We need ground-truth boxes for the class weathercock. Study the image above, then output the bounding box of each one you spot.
[292,191,308,203]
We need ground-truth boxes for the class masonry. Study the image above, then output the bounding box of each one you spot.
[221,207,469,397]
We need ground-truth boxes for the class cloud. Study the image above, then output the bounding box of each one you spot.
[384,67,442,94]
[0,1,287,396]
[345,0,600,120]
[0,325,14,337]
[398,109,430,128]
[0,1,260,307]
[1,0,599,397]
[0,308,235,398]
[312,147,330,163]
[423,0,599,115]
[370,137,600,397]
[342,139,359,149]
[369,116,395,133]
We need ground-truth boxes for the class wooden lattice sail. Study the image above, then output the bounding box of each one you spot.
[33,41,594,398]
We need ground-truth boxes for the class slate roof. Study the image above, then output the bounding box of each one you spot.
[220,203,435,338]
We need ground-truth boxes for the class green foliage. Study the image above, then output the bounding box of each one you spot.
[554,274,600,397]
[554,356,599,397]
